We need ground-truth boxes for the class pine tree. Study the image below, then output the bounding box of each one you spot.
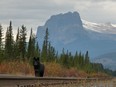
[74,51,79,68]
[27,28,36,60]
[55,51,59,62]
[30,30,36,57]
[0,24,3,59]
[68,52,73,67]
[41,28,49,62]
[19,25,27,60]
[59,48,65,64]
[41,40,46,62]
[16,28,20,43]
[0,24,3,50]
[85,51,90,64]
[59,49,69,68]
[63,50,70,68]
[35,42,40,57]
[14,28,20,58]
[77,52,85,69]
[5,21,14,59]
[84,51,92,73]
[47,42,55,62]
[27,29,32,59]
[47,42,52,62]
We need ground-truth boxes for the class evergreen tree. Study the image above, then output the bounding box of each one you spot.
[27,28,36,59]
[59,49,70,68]
[47,42,52,62]
[59,48,65,64]
[47,42,56,62]
[63,50,70,68]
[54,51,58,62]
[0,24,3,50]
[80,54,85,68]
[68,52,73,67]
[35,42,40,57]
[14,28,20,58]
[41,28,49,62]
[19,25,27,60]
[5,21,14,59]
[85,51,90,64]
[74,51,79,68]
[78,52,82,68]
[16,28,20,43]
[41,40,46,62]
[0,24,3,59]
[27,29,32,59]
[84,51,91,73]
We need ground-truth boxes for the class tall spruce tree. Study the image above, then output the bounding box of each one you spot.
[61,50,70,68]
[27,28,36,59]
[47,42,56,62]
[0,24,3,58]
[16,28,20,43]
[41,28,49,62]
[14,28,20,58]
[0,24,3,49]
[19,25,27,60]
[74,51,79,68]
[68,52,73,67]
[78,52,85,69]
[5,21,14,59]
[35,42,40,57]
[85,51,90,64]
[59,48,69,67]
[59,48,65,64]
[84,51,92,73]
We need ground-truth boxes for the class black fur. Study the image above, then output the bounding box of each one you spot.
[33,57,45,77]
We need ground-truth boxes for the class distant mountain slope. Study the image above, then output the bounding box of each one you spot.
[93,52,116,70]
[36,12,116,62]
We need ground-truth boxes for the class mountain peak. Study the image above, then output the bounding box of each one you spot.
[44,11,82,27]
[36,11,116,60]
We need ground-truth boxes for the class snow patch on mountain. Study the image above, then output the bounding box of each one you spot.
[112,24,116,27]
[82,19,116,34]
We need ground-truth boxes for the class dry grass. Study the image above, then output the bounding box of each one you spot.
[43,62,89,77]
[44,62,65,77]
[0,60,107,77]
[0,60,34,76]
[0,60,84,77]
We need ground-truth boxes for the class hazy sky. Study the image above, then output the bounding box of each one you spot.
[0,0,116,39]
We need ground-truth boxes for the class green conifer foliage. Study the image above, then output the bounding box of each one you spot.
[0,24,3,59]
[41,28,49,62]
[19,25,27,60]
[5,21,14,59]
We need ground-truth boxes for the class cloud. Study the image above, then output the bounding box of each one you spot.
[0,0,116,39]
[1,0,115,22]
[89,0,115,1]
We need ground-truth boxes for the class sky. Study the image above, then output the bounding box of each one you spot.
[0,0,116,39]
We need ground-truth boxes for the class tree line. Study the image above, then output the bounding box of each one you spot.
[0,21,115,75]
[0,21,39,61]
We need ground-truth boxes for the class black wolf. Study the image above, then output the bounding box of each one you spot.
[33,57,45,77]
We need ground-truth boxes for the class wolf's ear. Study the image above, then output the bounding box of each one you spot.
[33,57,36,60]
[37,57,40,61]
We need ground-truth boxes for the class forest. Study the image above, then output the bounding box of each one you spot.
[0,21,115,77]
